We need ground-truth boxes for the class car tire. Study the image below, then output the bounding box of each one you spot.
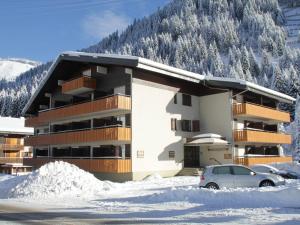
[259,180,275,187]
[205,182,219,190]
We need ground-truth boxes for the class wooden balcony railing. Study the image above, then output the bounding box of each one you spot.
[233,103,290,123]
[234,129,292,144]
[0,157,24,164]
[62,76,96,95]
[234,156,292,166]
[24,127,131,147]
[0,144,23,151]
[23,158,132,173]
[25,95,131,127]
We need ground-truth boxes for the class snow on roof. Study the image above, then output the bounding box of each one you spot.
[206,76,296,103]
[22,52,295,115]
[0,117,33,135]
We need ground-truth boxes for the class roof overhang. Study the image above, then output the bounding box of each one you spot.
[22,52,295,115]
[205,77,295,104]
[22,52,204,115]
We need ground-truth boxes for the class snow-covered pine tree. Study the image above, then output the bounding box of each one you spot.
[293,94,300,161]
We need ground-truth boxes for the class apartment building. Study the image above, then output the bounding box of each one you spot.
[0,117,33,174]
[22,52,295,181]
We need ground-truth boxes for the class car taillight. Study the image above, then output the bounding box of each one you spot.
[200,175,205,181]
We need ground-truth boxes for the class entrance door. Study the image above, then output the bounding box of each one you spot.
[184,146,200,168]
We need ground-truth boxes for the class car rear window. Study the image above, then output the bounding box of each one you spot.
[212,166,231,175]
[232,166,252,175]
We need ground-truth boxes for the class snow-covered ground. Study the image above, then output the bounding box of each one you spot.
[0,161,300,224]
[0,58,39,81]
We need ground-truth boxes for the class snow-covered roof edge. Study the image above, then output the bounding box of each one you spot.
[22,52,204,115]
[0,117,33,135]
[206,77,295,104]
[22,52,295,115]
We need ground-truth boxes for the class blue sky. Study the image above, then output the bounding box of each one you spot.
[0,0,170,63]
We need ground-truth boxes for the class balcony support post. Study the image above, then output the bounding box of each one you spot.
[121,145,126,159]
[90,146,93,159]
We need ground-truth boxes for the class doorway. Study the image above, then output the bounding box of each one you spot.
[184,146,200,168]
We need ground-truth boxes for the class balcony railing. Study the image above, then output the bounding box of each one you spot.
[62,76,96,95]
[233,103,290,123]
[0,157,24,164]
[25,94,131,127]
[23,158,132,173]
[233,129,292,144]
[24,127,131,146]
[234,156,292,166]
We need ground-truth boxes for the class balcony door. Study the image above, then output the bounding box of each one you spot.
[184,146,200,168]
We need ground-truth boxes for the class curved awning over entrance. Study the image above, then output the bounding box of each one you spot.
[185,133,230,147]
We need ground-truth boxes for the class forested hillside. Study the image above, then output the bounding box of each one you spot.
[1,0,300,117]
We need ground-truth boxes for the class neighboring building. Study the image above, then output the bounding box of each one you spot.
[0,117,33,174]
[22,52,295,181]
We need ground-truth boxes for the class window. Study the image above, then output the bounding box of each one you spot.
[181,120,192,132]
[192,120,200,132]
[212,166,231,175]
[93,145,120,158]
[174,94,177,104]
[137,150,144,158]
[232,166,252,175]
[171,118,177,131]
[169,151,175,159]
[182,94,192,106]
[35,148,48,157]
[125,144,131,158]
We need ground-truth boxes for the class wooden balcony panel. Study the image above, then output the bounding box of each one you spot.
[24,127,131,146]
[234,156,292,166]
[23,158,132,173]
[0,144,23,151]
[0,157,23,164]
[233,103,290,123]
[25,95,131,127]
[234,130,292,144]
[62,76,96,95]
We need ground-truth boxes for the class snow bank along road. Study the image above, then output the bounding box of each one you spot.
[0,161,300,224]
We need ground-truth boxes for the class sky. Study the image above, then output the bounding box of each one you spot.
[0,0,170,63]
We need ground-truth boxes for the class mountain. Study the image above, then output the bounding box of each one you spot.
[0,58,39,81]
[1,0,300,118]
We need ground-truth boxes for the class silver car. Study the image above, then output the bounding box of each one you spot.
[199,164,285,189]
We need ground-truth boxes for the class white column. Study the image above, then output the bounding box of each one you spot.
[121,145,126,159]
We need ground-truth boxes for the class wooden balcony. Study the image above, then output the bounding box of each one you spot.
[234,130,292,144]
[0,157,24,164]
[25,95,131,127]
[62,76,96,95]
[234,156,292,166]
[23,158,132,173]
[233,103,290,123]
[0,144,23,151]
[24,127,131,147]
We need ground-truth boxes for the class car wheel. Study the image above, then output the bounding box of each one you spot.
[259,180,275,187]
[205,182,219,190]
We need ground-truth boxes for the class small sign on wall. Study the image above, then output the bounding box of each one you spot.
[168,151,175,159]
[137,150,144,158]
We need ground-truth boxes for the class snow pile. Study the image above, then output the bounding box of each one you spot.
[136,182,300,208]
[7,161,113,199]
[272,162,300,175]
[143,173,163,181]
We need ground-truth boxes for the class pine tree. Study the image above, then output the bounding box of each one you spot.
[293,94,300,161]
[241,46,250,74]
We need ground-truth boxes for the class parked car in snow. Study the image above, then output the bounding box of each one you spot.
[251,164,299,179]
[199,164,285,189]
